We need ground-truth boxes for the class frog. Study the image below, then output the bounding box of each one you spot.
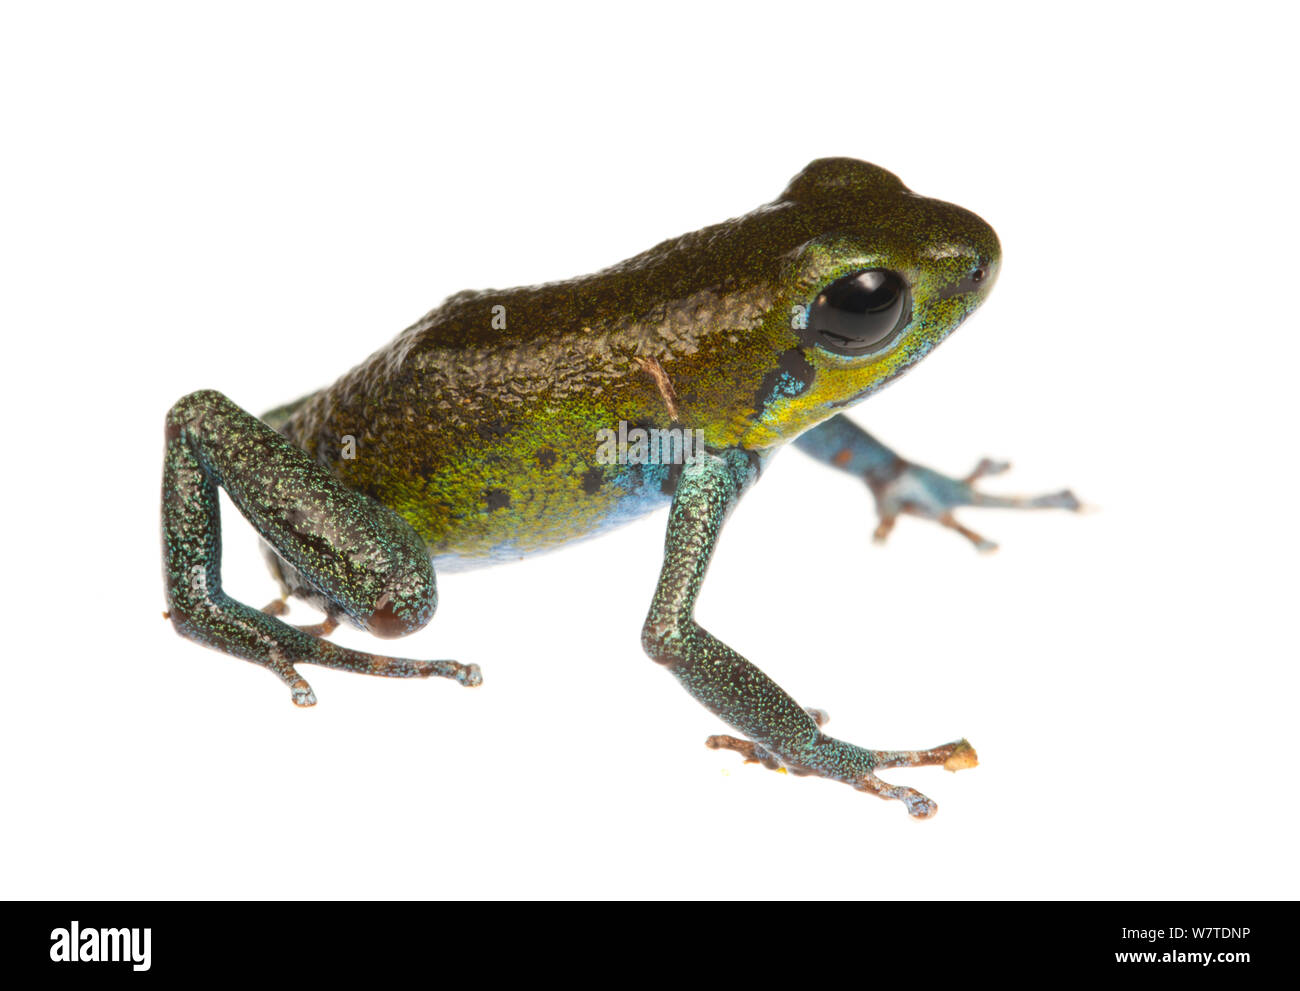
[161,157,1079,817]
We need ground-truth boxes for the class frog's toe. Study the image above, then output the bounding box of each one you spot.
[938,513,999,553]
[941,739,979,772]
[964,457,1012,484]
[296,641,482,689]
[852,773,939,818]
[970,486,1082,512]
[706,734,781,769]
[1040,488,1082,511]
[852,764,948,819]
[386,658,483,686]
[411,659,483,687]
[870,737,979,772]
[455,663,483,688]
[909,796,938,819]
[872,515,899,545]
[289,678,318,707]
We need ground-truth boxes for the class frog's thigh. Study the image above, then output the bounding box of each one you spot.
[161,389,480,705]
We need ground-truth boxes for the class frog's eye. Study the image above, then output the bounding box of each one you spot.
[808,269,910,355]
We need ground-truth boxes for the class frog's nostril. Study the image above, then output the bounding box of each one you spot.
[935,259,995,302]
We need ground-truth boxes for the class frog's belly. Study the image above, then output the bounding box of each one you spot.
[395,458,679,574]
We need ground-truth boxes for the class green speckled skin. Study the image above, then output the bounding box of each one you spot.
[271,158,999,566]
[161,159,1079,815]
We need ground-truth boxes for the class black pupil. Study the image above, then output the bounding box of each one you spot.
[809,269,909,354]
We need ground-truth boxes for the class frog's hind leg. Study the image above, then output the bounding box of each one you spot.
[161,389,480,706]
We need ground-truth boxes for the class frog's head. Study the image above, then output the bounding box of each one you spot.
[736,157,1001,449]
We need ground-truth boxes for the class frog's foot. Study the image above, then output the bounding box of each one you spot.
[202,604,479,705]
[868,456,1080,553]
[263,651,320,708]
[706,735,783,769]
[303,640,482,688]
[706,733,977,818]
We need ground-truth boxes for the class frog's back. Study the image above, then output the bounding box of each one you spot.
[271,159,964,568]
[274,218,790,569]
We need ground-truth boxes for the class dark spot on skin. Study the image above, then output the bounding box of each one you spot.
[581,467,604,495]
[474,419,509,442]
[537,447,557,469]
[752,348,814,415]
[486,488,511,510]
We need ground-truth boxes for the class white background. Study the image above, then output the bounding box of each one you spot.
[2,2,1296,899]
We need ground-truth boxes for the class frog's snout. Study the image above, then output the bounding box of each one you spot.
[969,215,1002,289]
[970,251,1000,297]
[929,210,1001,305]
[934,251,1001,305]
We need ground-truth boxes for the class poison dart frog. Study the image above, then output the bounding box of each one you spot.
[161,158,1078,817]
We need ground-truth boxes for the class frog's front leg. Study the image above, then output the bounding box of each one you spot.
[161,390,481,706]
[792,414,1080,552]
[641,449,976,818]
